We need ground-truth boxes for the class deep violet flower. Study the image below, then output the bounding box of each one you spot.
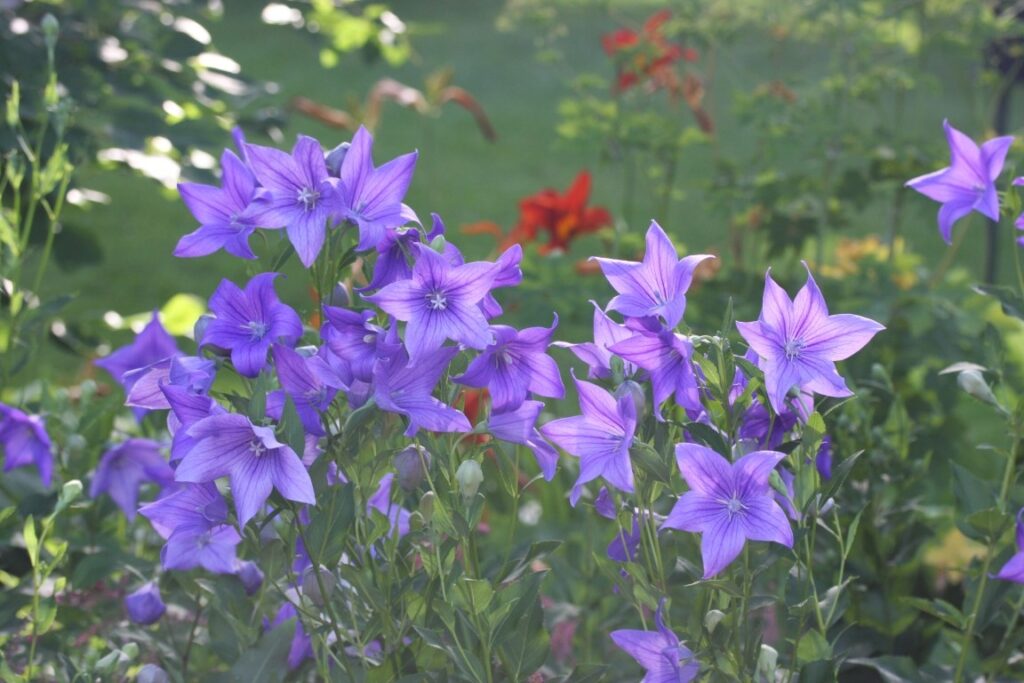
[320,305,385,384]
[139,482,228,539]
[125,582,166,625]
[90,439,174,520]
[487,400,560,480]
[594,486,617,519]
[661,444,793,579]
[236,560,265,595]
[540,375,637,505]
[554,300,636,380]
[593,221,713,329]
[736,265,884,415]
[905,120,1013,244]
[0,403,53,486]
[995,510,1024,583]
[175,149,260,259]
[201,273,303,378]
[272,344,346,436]
[607,516,642,563]
[372,344,471,437]
[162,385,224,463]
[610,600,700,683]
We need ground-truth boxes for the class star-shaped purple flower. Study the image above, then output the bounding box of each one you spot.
[320,305,386,384]
[610,600,700,683]
[90,439,174,520]
[272,344,345,436]
[593,221,713,329]
[95,312,179,418]
[140,482,241,574]
[662,443,793,579]
[610,324,700,420]
[554,301,636,380]
[487,400,560,480]
[736,265,884,415]
[373,344,471,437]
[995,509,1024,583]
[906,120,1013,244]
[175,413,315,526]
[244,135,340,267]
[201,273,303,378]
[175,149,260,260]
[337,126,418,252]
[455,316,564,413]
[124,355,216,411]
[540,375,637,505]
[364,243,496,363]
[0,403,53,487]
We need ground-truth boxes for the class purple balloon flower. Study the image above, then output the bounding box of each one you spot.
[487,400,560,481]
[994,509,1024,583]
[593,221,713,329]
[90,439,174,520]
[905,120,1013,244]
[364,243,496,363]
[610,600,699,683]
[139,482,228,539]
[373,344,471,437]
[610,325,700,420]
[662,443,793,579]
[540,375,638,505]
[175,149,260,259]
[201,273,303,378]
[337,126,418,252]
[0,403,53,486]
[455,316,564,413]
[95,312,179,418]
[320,305,386,384]
[139,482,241,574]
[175,413,315,526]
[554,300,636,380]
[236,560,265,595]
[594,486,617,519]
[243,135,340,267]
[272,344,345,436]
[125,582,166,625]
[736,265,884,415]
[367,473,411,539]
[124,355,216,411]
[607,516,642,563]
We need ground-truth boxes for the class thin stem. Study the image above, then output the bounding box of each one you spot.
[181,598,204,679]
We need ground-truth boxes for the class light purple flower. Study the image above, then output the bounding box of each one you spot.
[364,243,496,363]
[540,375,637,505]
[175,413,315,526]
[90,439,174,520]
[0,403,53,486]
[175,149,260,259]
[95,312,179,418]
[593,221,713,329]
[201,273,303,378]
[455,316,564,412]
[736,265,884,415]
[272,344,345,436]
[995,509,1024,583]
[610,600,699,683]
[367,473,411,538]
[610,324,700,420]
[554,301,636,380]
[124,355,216,411]
[139,482,228,539]
[125,582,165,625]
[373,344,471,437]
[906,120,1013,243]
[662,444,793,579]
[487,400,560,480]
[320,305,385,384]
[236,560,265,595]
[162,523,242,574]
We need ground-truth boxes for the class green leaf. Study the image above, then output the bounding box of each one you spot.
[305,483,355,567]
[277,395,306,458]
[901,597,965,629]
[683,421,731,457]
[974,284,1024,321]
[228,619,295,683]
[951,464,994,517]
[845,656,922,682]
[796,630,831,663]
[455,578,494,616]
[23,516,38,567]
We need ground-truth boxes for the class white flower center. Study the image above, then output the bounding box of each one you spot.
[426,291,448,310]
[246,320,269,341]
[297,187,320,211]
[249,439,268,457]
[783,338,804,360]
[725,496,745,515]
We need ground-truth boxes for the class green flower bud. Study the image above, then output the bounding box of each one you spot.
[456,459,483,501]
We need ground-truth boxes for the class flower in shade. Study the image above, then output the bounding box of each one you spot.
[905,120,1013,243]
[662,444,793,579]
[607,516,642,563]
[272,344,346,436]
[201,273,303,378]
[487,400,560,480]
[236,560,265,595]
[364,243,496,363]
[175,413,315,526]
[321,305,386,384]
[243,135,340,267]
[0,403,53,486]
[506,171,612,253]
[455,316,564,412]
[995,510,1024,583]
[736,265,884,415]
[268,603,313,671]
[367,473,411,538]
[610,599,699,683]
[336,126,418,252]
[610,323,700,420]
[594,486,616,519]
[90,439,174,520]
[554,300,636,380]
[125,582,166,625]
[593,221,713,329]
[175,149,260,259]
[540,374,637,505]
[139,482,241,574]
[95,312,179,418]
[373,344,471,437]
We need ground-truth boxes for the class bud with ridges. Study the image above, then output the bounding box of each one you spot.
[757,644,778,681]
[456,459,484,501]
[419,491,435,523]
[957,369,1002,409]
[301,565,335,607]
[704,609,726,634]
[614,380,645,417]
[394,444,431,491]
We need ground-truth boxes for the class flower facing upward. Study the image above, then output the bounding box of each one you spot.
[244,135,339,267]
[593,221,713,329]
[364,243,496,363]
[175,149,260,260]
[736,265,884,415]
[90,439,174,520]
[175,413,315,526]
[540,374,637,505]
[662,444,793,579]
[995,509,1024,583]
[201,273,303,378]
[905,120,1013,244]
[455,316,565,413]
[0,404,53,486]
[610,600,700,683]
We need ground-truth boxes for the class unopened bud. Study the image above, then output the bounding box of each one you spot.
[456,460,483,501]
[419,491,435,523]
[704,609,725,634]
[137,664,171,683]
[394,444,431,492]
[325,141,350,176]
[757,644,778,680]
[614,380,645,416]
[957,369,1000,408]
[193,314,212,343]
[236,561,264,596]
[301,565,335,607]
[328,282,350,307]
[41,14,59,53]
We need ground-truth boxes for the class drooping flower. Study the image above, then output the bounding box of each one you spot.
[540,375,637,505]
[336,126,418,251]
[272,344,346,436]
[594,486,617,519]
[554,300,636,380]
[610,599,700,683]
[243,135,340,267]
[905,120,1013,244]
[373,344,471,437]
[995,510,1024,583]
[124,355,216,411]
[506,171,612,253]
[487,400,560,480]
[661,444,793,579]
[90,439,174,520]
[593,221,713,329]
[364,243,496,363]
[610,323,700,419]
[125,582,166,625]
[0,403,53,486]
[95,312,179,418]
[175,149,260,259]
[201,273,303,378]
[736,265,884,415]
[175,413,315,526]
[455,316,564,412]
[236,560,265,595]
[607,516,642,563]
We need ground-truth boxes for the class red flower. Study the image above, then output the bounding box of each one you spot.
[601,10,695,92]
[506,171,612,254]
